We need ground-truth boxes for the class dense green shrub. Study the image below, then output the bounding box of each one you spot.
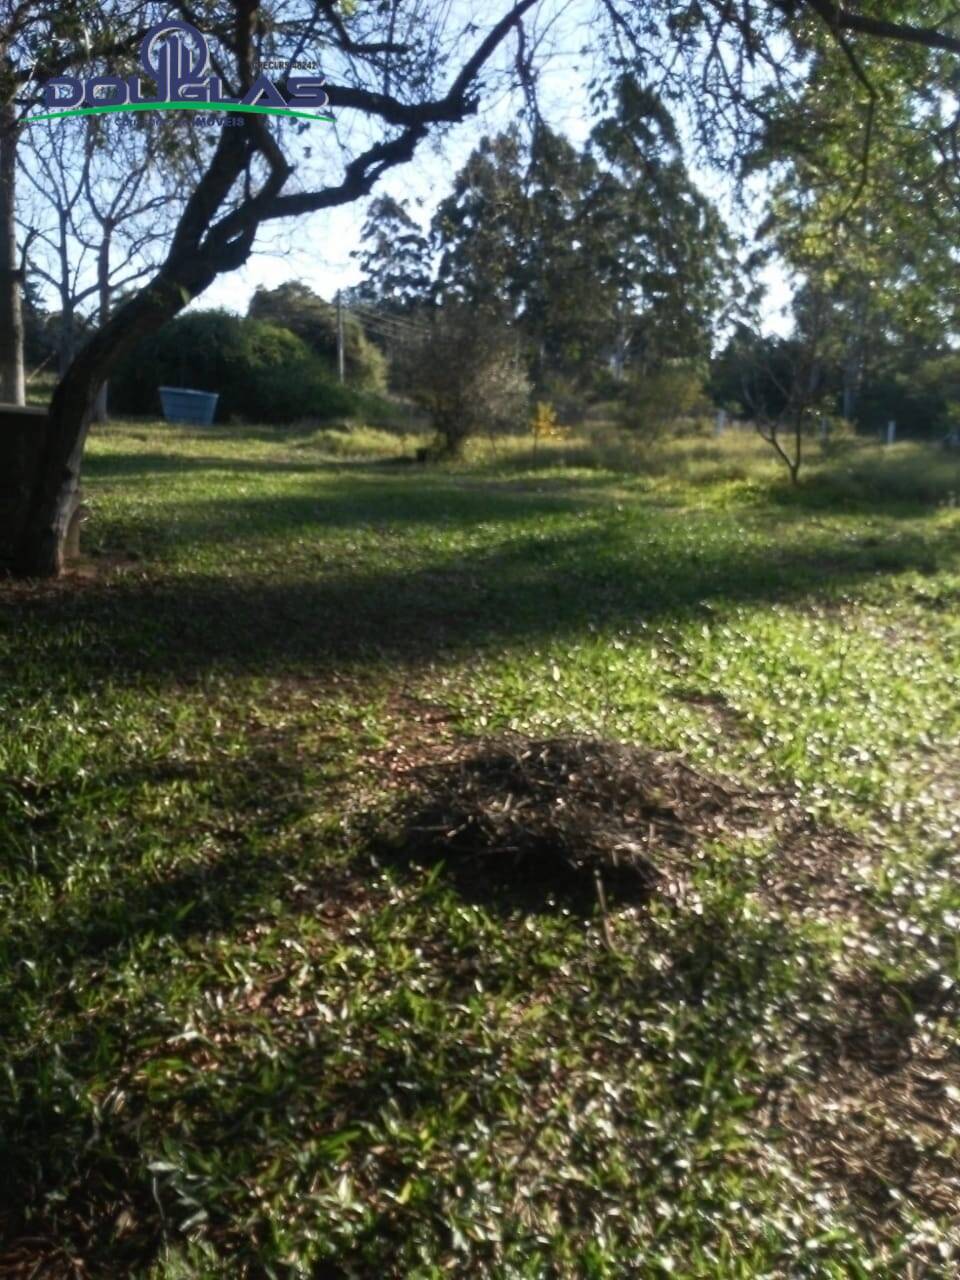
[618,360,711,441]
[248,282,388,392]
[110,310,358,424]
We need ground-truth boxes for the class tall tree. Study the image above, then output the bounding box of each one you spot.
[350,194,431,314]
[426,88,733,390]
[0,55,25,404]
[432,128,528,318]
[586,78,734,373]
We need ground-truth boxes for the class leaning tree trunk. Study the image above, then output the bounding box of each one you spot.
[14,271,194,577]
[14,108,270,577]
[0,96,25,406]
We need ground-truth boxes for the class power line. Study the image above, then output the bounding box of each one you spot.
[345,306,432,343]
[345,297,429,326]
[346,302,431,335]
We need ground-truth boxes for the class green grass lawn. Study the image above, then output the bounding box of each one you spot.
[2,421,959,1278]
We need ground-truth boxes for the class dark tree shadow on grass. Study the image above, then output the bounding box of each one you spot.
[3,513,957,699]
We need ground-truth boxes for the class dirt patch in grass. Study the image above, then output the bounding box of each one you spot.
[372,727,885,922]
[0,553,143,598]
[762,816,876,922]
[0,1235,89,1279]
[760,833,960,1252]
[897,746,960,827]
[375,734,779,910]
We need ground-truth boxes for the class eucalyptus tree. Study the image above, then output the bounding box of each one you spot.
[427,88,733,389]
[350,194,432,315]
[9,0,960,575]
[432,128,530,319]
[430,126,613,385]
[584,77,735,375]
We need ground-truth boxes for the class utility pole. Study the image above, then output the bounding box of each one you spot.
[336,289,346,385]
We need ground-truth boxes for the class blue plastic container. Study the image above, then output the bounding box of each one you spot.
[159,386,219,426]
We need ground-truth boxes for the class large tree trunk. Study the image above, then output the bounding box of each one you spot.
[14,271,198,577]
[0,96,25,406]
[13,110,264,577]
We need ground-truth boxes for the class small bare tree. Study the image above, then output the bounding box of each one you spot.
[18,115,191,415]
[1,3,149,405]
[755,357,822,487]
[402,306,530,458]
[737,294,829,486]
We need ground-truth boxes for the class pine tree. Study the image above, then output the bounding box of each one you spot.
[351,196,432,315]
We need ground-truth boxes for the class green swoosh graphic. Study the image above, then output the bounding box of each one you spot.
[28,101,334,125]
